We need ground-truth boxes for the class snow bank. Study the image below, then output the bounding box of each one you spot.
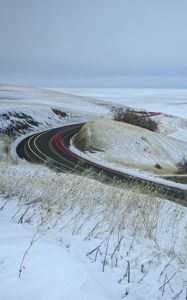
[0,201,117,300]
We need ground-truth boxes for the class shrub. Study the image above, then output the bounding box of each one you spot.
[155,163,162,169]
[52,108,68,118]
[113,108,158,132]
[176,157,187,174]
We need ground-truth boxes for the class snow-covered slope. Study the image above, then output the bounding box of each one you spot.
[0,84,112,115]
[0,203,116,300]
[72,118,187,174]
[0,162,187,300]
[61,88,187,118]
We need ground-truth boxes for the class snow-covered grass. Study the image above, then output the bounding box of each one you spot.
[0,84,187,299]
[0,161,165,241]
[0,161,187,299]
[71,118,187,175]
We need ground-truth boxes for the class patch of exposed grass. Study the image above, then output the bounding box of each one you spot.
[52,108,68,118]
[0,112,40,137]
[176,157,187,174]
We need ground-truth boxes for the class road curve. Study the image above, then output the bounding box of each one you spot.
[16,123,187,206]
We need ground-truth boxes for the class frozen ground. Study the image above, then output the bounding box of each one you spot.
[0,84,187,299]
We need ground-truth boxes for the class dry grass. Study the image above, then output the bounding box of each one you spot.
[0,160,186,258]
[0,158,187,291]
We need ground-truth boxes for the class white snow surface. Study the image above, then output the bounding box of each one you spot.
[0,84,187,300]
[0,195,119,300]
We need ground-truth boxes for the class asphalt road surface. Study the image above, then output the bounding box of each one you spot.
[16,123,187,206]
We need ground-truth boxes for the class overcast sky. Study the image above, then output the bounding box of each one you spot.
[0,0,187,87]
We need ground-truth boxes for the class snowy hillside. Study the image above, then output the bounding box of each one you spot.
[0,85,187,300]
[72,118,187,174]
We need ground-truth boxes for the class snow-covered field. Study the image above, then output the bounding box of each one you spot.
[59,88,187,118]
[0,84,187,299]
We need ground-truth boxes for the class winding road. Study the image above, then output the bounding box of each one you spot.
[16,123,187,206]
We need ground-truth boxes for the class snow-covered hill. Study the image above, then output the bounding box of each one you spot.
[72,118,187,175]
